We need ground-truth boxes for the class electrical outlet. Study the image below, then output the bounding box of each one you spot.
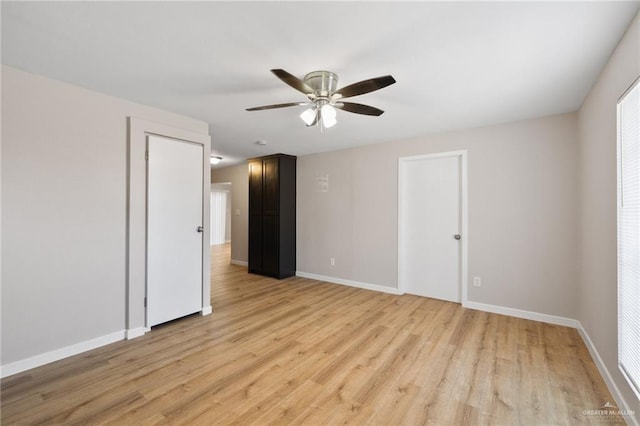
[330,257,335,266]
[473,277,482,287]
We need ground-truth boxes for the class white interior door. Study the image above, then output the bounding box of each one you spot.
[147,135,203,326]
[210,190,227,245]
[399,153,464,302]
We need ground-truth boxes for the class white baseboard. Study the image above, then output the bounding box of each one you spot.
[463,300,577,328]
[125,327,146,340]
[294,273,575,328]
[230,259,248,266]
[577,322,639,426]
[295,271,402,295]
[201,305,213,316]
[0,330,125,378]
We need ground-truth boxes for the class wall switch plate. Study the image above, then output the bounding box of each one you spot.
[473,277,482,287]
[330,257,335,266]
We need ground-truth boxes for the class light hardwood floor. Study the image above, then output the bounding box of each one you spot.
[1,243,624,425]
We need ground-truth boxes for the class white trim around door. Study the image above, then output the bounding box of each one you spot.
[127,117,211,338]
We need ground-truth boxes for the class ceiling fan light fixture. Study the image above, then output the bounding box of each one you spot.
[300,108,317,126]
[247,68,396,129]
[321,104,337,128]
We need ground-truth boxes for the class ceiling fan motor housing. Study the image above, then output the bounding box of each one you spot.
[304,71,338,98]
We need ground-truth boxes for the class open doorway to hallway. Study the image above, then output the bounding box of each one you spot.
[211,183,231,245]
[211,183,231,272]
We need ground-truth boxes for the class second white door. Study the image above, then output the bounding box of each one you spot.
[210,190,227,245]
[147,135,203,327]
[399,152,464,302]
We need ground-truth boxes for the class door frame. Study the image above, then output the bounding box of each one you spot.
[397,150,468,304]
[127,117,211,339]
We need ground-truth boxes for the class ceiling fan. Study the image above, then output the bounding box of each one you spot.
[246,69,396,129]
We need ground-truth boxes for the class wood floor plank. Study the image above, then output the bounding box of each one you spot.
[1,243,626,425]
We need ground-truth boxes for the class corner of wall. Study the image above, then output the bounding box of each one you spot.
[575,10,640,425]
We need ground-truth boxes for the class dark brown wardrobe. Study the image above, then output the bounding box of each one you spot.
[248,154,296,279]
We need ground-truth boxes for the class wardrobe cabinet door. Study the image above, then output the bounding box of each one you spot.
[248,215,263,273]
[262,157,279,216]
[249,161,263,215]
[262,215,279,277]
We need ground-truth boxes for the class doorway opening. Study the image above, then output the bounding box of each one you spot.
[211,183,232,275]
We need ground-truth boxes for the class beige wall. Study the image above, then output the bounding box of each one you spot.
[298,112,579,318]
[1,66,208,365]
[211,164,248,264]
[578,12,640,421]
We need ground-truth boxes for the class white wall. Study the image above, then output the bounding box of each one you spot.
[578,12,640,422]
[297,112,579,319]
[1,66,208,366]
[211,164,248,264]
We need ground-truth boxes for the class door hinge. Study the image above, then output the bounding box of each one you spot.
[145,150,149,160]
[144,297,147,307]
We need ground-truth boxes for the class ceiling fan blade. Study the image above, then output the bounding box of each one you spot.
[336,102,384,116]
[271,69,315,95]
[335,75,396,99]
[246,102,309,111]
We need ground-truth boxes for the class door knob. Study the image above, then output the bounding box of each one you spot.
[454,234,461,240]
[197,226,204,233]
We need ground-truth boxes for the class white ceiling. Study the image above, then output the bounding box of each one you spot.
[3,1,639,166]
